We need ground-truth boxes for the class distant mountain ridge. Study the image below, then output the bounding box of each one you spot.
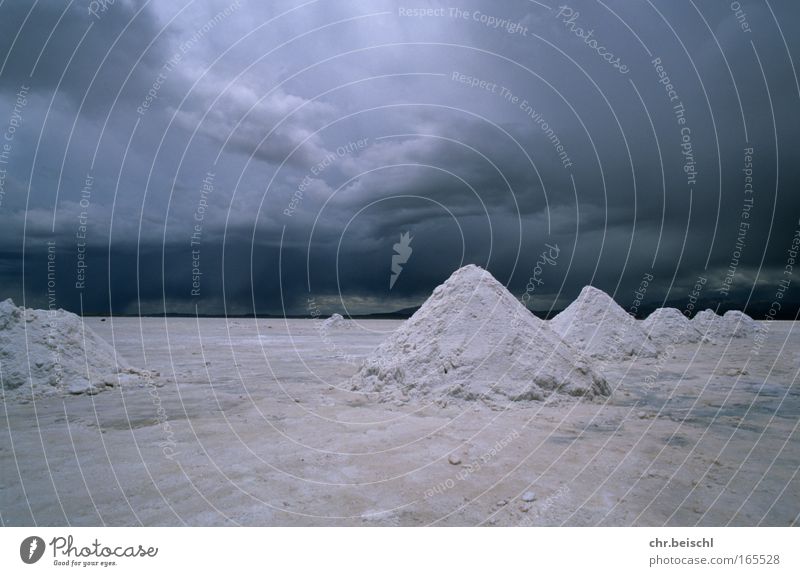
[78,297,800,321]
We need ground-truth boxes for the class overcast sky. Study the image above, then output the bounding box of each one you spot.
[0,0,798,316]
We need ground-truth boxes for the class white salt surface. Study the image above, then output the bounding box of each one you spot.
[550,286,657,360]
[2,316,797,526]
[351,265,609,407]
[0,298,153,396]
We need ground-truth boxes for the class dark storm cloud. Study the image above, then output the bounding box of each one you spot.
[1,0,798,317]
[171,83,339,167]
[0,0,171,113]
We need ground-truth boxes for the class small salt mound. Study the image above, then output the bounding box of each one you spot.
[721,310,758,338]
[350,265,609,407]
[0,298,153,396]
[693,309,717,337]
[321,313,351,330]
[550,286,657,360]
[694,308,757,341]
[642,308,702,346]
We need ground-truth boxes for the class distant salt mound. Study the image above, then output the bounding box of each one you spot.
[692,309,717,336]
[0,298,154,396]
[642,308,703,346]
[550,286,657,360]
[694,309,757,341]
[350,265,609,407]
[321,313,351,330]
[722,310,758,338]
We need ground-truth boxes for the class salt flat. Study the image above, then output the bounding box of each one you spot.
[1,317,798,526]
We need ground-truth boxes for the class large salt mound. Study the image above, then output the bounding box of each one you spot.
[642,308,703,346]
[694,309,757,341]
[350,265,609,407]
[550,286,658,360]
[0,298,153,396]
